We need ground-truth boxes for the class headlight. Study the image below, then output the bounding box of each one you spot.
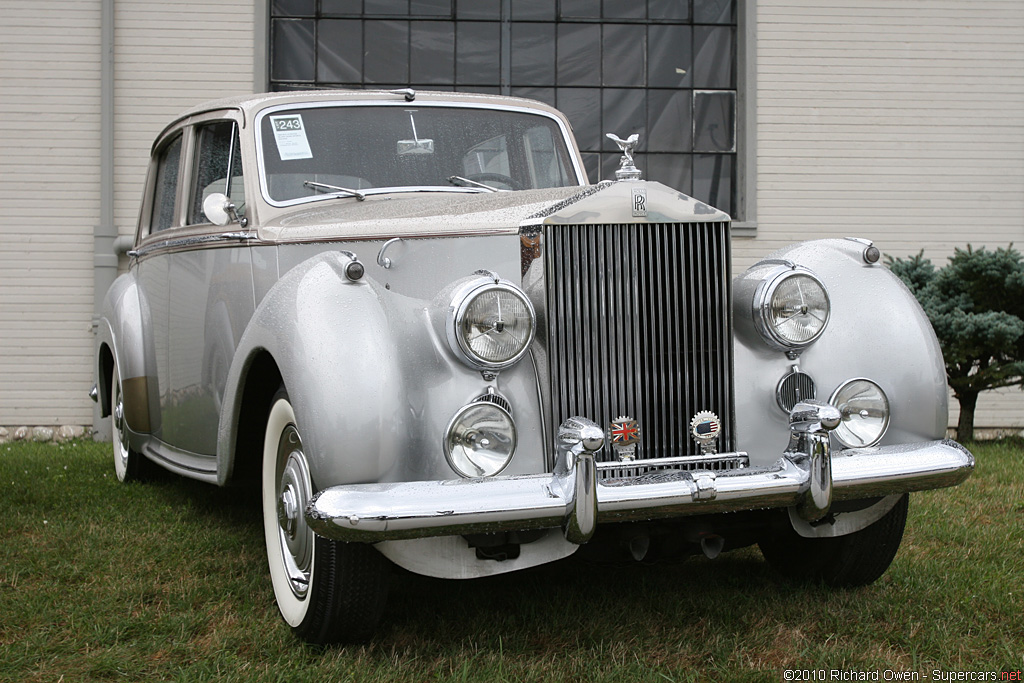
[754,267,830,353]
[829,378,890,448]
[444,400,517,477]
[448,278,535,370]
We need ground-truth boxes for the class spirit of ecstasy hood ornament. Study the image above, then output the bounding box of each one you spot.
[606,132,642,181]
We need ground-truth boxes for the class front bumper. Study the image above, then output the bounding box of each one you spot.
[306,407,974,544]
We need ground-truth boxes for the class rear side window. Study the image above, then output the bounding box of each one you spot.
[188,121,244,225]
[150,134,183,232]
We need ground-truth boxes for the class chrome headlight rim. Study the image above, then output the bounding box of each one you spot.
[753,266,831,353]
[828,377,891,449]
[443,398,517,478]
[447,277,536,371]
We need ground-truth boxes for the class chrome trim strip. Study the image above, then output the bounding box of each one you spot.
[132,231,260,259]
[305,438,974,544]
[141,442,218,483]
[596,452,749,473]
[260,227,517,247]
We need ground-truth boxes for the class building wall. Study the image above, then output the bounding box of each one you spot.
[0,0,101,428]
[0,0,256,435]
[738,0,1024,429]
[739,0,1024,265]
[112,0,258,235]
[0,0,1020,436]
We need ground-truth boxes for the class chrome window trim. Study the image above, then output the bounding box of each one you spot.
[253,100,587,209]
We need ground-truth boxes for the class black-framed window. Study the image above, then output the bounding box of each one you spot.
[269,0,737,214]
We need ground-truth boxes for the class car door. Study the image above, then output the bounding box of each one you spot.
[135,114,255,459]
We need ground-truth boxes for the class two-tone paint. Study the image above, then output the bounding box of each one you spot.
[96,91,971,583]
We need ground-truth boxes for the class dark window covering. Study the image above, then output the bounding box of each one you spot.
[269,0,737,213]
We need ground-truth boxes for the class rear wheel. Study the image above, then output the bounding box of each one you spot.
[758,494,909,587]
[262,391,389,644]
[110,364,154,482]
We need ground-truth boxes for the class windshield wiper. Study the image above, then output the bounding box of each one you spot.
[448,176,500,193]
[303,180,366,201]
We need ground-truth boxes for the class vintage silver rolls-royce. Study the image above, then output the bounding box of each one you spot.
[94,90,974,644]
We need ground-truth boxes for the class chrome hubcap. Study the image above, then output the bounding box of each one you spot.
[279,485,299,536]
[113,384,129,468]
[276,425,312,598]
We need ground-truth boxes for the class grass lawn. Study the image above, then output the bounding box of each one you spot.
[0,438,1021,682]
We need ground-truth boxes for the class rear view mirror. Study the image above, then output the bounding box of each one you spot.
[398,109,434,156]
[397,138,434,155]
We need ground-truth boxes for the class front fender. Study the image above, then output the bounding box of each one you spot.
[217,251,406,488]
[733,238,948,465]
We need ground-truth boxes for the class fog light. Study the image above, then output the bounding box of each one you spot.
[829,378,890,448]
[444,401,517,477]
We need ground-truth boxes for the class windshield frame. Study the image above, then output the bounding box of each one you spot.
[253,99,587,210]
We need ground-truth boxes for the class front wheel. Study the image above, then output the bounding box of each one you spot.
[262,392,389,644]
[758,494,909,587]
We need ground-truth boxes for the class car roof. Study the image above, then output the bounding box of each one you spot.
[154,89,571,149]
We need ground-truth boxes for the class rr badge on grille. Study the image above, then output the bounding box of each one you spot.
[690,411,721,455]
[609,416,641,461]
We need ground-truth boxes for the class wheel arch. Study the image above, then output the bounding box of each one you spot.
[97,342,115,419]
[220,348,283,487]
[96,274,155,434]
[216,251,408,488]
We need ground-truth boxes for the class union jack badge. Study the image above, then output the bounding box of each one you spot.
[690,410,721,455]
[609,416,641,461]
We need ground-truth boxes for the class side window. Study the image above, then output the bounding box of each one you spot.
[150,134,183,232]
[188,121,244,225]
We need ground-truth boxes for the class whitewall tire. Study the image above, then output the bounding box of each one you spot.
[262,391,389,644]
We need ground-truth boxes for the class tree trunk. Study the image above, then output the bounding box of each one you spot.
[955,391,979,442]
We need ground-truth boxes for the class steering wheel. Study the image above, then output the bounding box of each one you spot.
[464,173,523,191]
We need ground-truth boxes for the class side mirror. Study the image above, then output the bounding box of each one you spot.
[203,192,246,227]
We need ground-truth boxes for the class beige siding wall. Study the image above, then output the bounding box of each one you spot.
[1,1,1020,433]
[0,0,256,431]
[113,1,257,236]
[0,1,101,426]
[743,0,1024,429]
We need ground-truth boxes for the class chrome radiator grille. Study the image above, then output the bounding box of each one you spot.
[543,221,734,461]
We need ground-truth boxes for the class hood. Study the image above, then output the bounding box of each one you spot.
[259,182,729,242]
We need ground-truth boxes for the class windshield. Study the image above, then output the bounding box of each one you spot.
[258,104,580,204]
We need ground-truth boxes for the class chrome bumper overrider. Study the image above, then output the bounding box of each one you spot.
[306,401,974,544]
